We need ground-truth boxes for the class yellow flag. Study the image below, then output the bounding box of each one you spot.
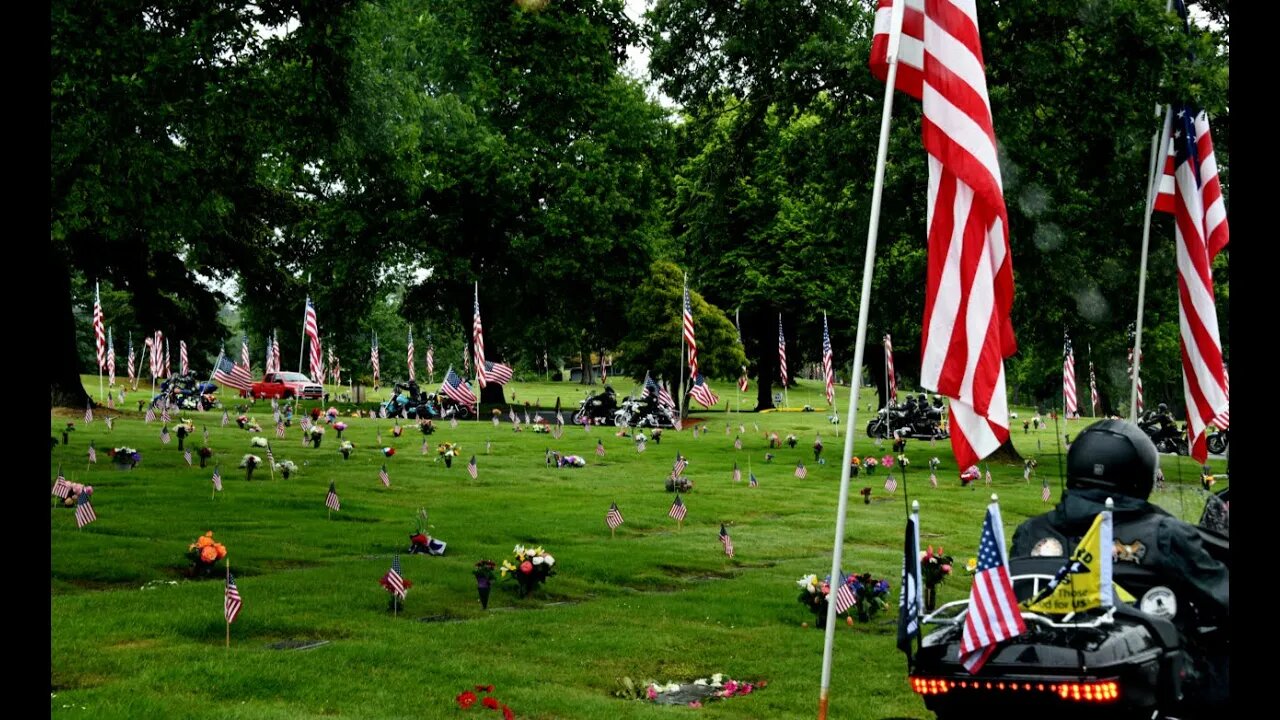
[1024,508,1131,614]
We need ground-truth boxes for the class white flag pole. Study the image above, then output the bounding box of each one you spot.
[1131,102,1172,421]
[818,0,905,716]
[679,272,689,424]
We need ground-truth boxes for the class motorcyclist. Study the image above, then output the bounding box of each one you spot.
[1011,419,1228,622]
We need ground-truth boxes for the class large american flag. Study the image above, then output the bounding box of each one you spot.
[689,373,720,409]
[370,333,380,384]
[777,315,788,389]
[76,491,97,528]
[1063,334,1078,418]
[822,313,835,405]
[606,502,624,530]
[1089,360,1099,416]
[719,524,734,558]
[407,328,415,381]
[325,481,341,511]
[472,284,487,388]
[180,340,189,376]
[440,367,477,411]
[668,494,687,521]
[1213,366,1229,430]
[1127,336,1145,415]
[241,335,251,370]
[884,334,897,402]
[959,502,1025,673]
[383,554,407,599]
[272,332,281,374]
[92,282,106,370]
[107,328,116,386]
[872,0,1014,470]
[426,342,434,380]
[127,334,136,385]
[683,282,699,377]
[304,298,322,382]
[1154,106,1230,461]
[379,464,391,487]
[484,361,514,386]
[164,338,171,378]
[225,573,243,624]
[213,353,254,392]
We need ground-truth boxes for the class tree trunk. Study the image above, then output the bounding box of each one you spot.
[987,437,1024,464]
[479,381,505,406]
[579,347,594,385]
[51,244,91,409]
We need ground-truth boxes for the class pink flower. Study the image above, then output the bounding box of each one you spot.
[723,680,738,695]
[520,561,533,573]
[941,564,952,573]
[741,684,754,695]
[688,701,702,708]
[647,685,657,700]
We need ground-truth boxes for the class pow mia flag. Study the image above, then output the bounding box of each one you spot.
[898,511,923,662]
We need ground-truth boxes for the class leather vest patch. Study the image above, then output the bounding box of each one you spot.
[1114,540,1147,563]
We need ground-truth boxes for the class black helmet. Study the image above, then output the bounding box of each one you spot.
[1066,420,1158,500]
[1157,403,1169,414]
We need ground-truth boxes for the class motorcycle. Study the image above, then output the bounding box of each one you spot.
[909,491,1229,720]
[1138,412,1189,455]
[1205,428,1228,456]
[381,381,437,420]
[574,385,619,426]
[151,373,218,411]
[867,398,948,440]
[613,394,677,428]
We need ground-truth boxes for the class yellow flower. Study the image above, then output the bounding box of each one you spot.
[966,557,978,573]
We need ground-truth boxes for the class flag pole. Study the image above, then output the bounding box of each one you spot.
[818,0,904,715]
[225,562,231,649]
[1131,101,1172,421]
[298,300,309,374]
[679,272,688,425]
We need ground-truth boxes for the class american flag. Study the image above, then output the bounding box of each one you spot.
[1089,359,1099,415]
[164,338,171,377]
[467,455,478,479]
[272,332,282,374]
[683,282,699,377]
[1063,334,1078,418]
[241,335,251,370]
[184,449,193,466]
[1042,481,1052,503]
[834,572,858,615]
[180,340,189,376]
[92,282,106,370]
[450,417,458,429]
[886,475,898,493]
[213,354,254,392]
[985,468,993,487]
[485,361,514,385]
[719,524,734,558]
[383,554,407,599]
[407,328,415,381]
[127,334,136,385]
[606,502,624,530]
[1213,366,1230,430]
[872,0,1014,471]
[53,468,71,499]
[671,453,688,478]
[492,416,500,428]
[265,443,274,468]
[689,373,719,409]
[86,442,96,464]
[211,465,223,492]
[264,334,274,374]
[596,439,605,457]
[821,313,835,405]
[732,461,741,482]
[668,494,687,521]
[161,426,171,444]
[794,462,808,479]
[225,573,243,624]
[426,337,434,379]
[304,298,322,381]
[636,440,646,453]
[749,471,758,487]
[777,315,788,388]
[884,334,897,402]
[509,407,518,424]
[440,368,478,411]
[734,436,742,450]
[370,333,380,384]
[84,402,93,424]
[75,491,97,528]
[107,328,116,385]
[221,410,229,427]
[472,284,487,388]
[276,421,286,439]
[738,367,749,393]
[929,472,938,489]
[105,415,114,431]
[1153,99,1230,460]
[379,464,391,487]
[959,502,1026,673]
[325,481,341,511]
[600,352,607,383]
[160,403,170,424]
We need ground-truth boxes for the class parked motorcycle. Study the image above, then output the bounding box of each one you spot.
[574,385,619,425]
[867,395,948,440]
[613,394,677,428]
[1205,428,1228,456]
[151,373,217,411]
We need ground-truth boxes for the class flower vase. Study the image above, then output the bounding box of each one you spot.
[444,455,453,468]
[246,466,255,481]
[62,432,69,445]
[867,466,875,476]
[177,435,185,451]
[281,468,291,479]
[925,586,937,613]
[341,449,351,460]
[477,578,491,609]
[199,456,207,468]
[312,437,321,448]
[814,609,827,630]
[336,429,343,439]
[814,449,822,462]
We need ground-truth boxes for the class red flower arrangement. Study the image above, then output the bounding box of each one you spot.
[456,685,512,717]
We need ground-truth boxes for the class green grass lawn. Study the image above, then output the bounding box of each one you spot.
[52,375,1225,719]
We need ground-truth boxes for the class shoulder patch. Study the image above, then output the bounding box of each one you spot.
[1114,539,1147,563]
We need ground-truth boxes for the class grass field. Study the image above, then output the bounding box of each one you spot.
[51,375,1226,719]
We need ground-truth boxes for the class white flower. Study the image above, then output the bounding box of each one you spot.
[544,555,555,566]
[797,574,819,591]
[513,544,525,555]
[665,682,681,692]
[711,673,724,683]
[694,679,708,686]
[532,556,544,565]
[251,437,268,447]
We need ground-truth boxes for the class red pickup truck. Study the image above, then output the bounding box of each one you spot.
[244,372,325,400]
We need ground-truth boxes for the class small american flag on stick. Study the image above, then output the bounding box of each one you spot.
[88,442,97,464]
[161,427,171,444]
[467,455,478,479]
[671,453,688,478]
[885,475,898,494]
[225,573,243,624]
[1042,481,1052,503]
[378,464,390,487]
[325,482,341,512]
[184,449,193,466]
[276,422,286,439]
[794,462,808,479]
[84,403,94,424]
[668,494,687,522]
[382,554,407,600]
[606,502,624,530]
[76,491,97,528]
[732,462,741,482]
[834,572,857,615]
[596,440,605,457]
[52,466,71,498]
[211,465,223,492]
[719,524,734,558]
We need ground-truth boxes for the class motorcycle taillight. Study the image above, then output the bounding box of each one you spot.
[910,677,1120,703]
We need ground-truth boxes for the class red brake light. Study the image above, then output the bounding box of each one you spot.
[910,677,1119,703]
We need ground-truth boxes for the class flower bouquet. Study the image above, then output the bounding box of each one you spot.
[796,573,834,628]
[474,560,497,609]
[418,419,434,435]
[920,546,954,611]
[617,674,765,707]
[333,421,348,439]
[339,440,354,459]
[455,685,514,719]
[237,414,249,430]
[850,456,861,477]
[785,434,798,449]
[531,422,550,434]
[309,407,322,422]
[860,487,872,504]
[1023,457,1038,481]
[767,432,780,448]
[501,545,556,597]
[652,428,663,444]
[665,476,694,493]
[814,436,824,462]
[326,407,339,423]
[239,454,262,481]
[847,572,891,622]
[382,446,396,458]
[864,456,878,475]
[437,442,460,468]
[308,425,325,448]
[186,531,228,577]
[108,446,142,469]
[250,436,269,448]
[392,424,403,438]
[960,464,980,487]
[198,446,213,468]
[275,459,297,479]
[893,436,908,453]
[60,483,93,508]
[63,422,75,444]
[175,419,195,449]
[896,454,909,468]
[246,419,262,433]
[881,454,895,469]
